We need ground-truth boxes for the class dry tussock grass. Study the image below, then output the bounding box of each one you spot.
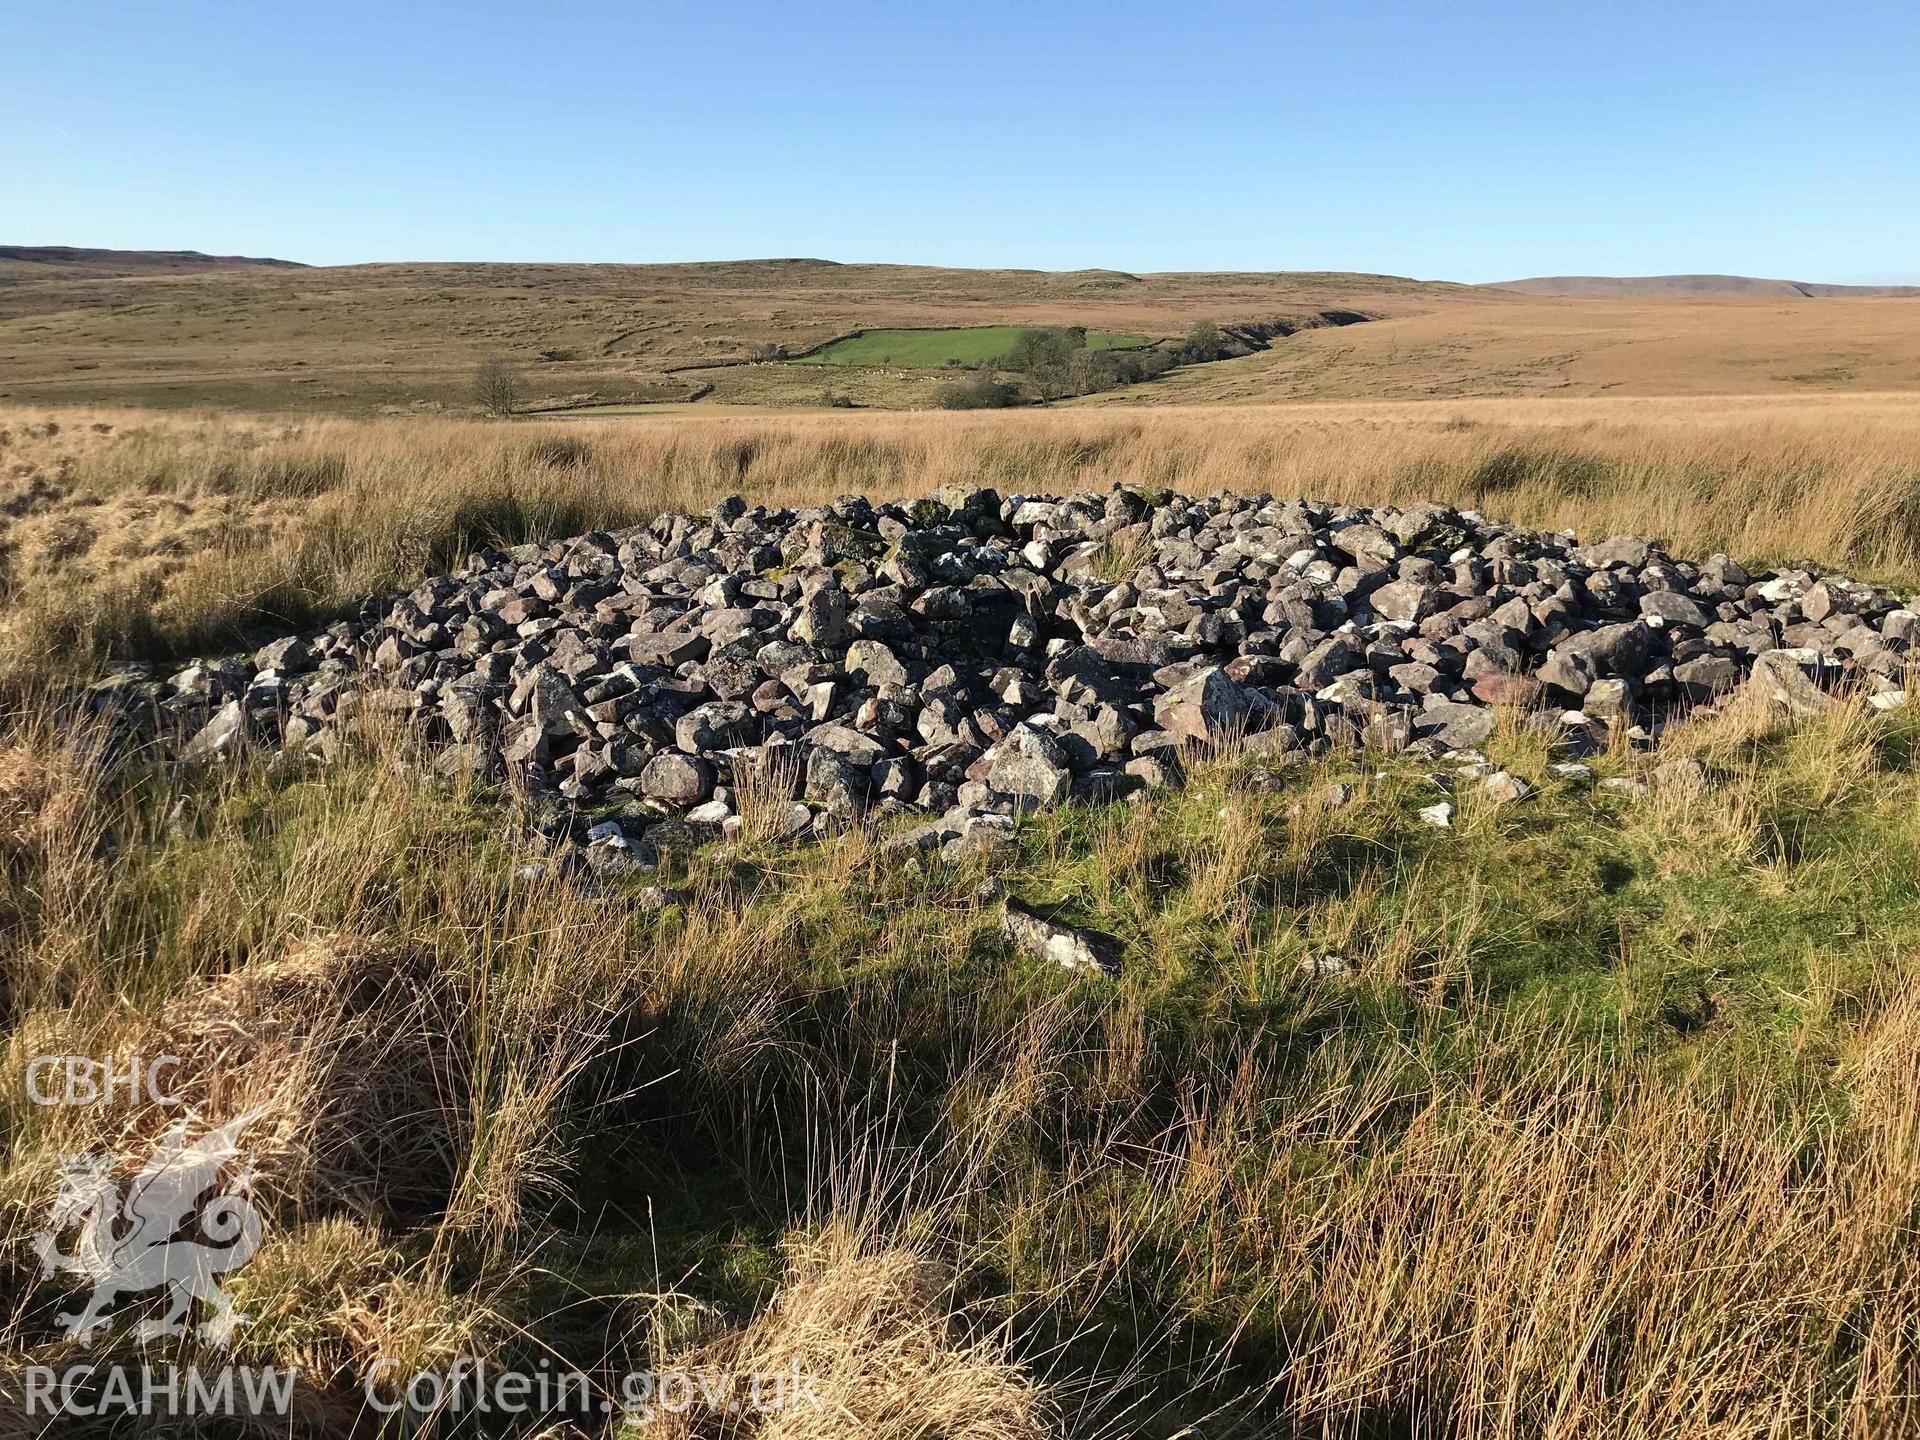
[0,722,583,1400]
[0,739,85,868]
[661,1229,1055,1440]
[1278,1017,1920,1438]
[0,718,123,1022]
[14,934,471,1225]
[987,998,1920,1438]
[228,1215,488,1391]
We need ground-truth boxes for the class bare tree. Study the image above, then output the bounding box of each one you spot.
[473,356,521,417]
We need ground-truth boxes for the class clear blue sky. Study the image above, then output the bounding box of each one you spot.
[6,1,1917,282]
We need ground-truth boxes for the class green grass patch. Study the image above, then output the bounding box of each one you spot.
[791,325,1150,368]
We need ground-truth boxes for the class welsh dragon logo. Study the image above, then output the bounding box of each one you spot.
[30,1104,270,1347]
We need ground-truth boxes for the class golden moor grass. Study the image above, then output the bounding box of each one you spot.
[662,1229,1055,1440]
[41,935,474,1224]
[1274,1019,1920,1438]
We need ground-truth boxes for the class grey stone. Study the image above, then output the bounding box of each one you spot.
[626,632,709,666]
[635,885,690,913]
[804,749,871,816]
[1539,647,1597,698]
[803,722,890,768]
[1123,755,1180,790]
[1296,636,1365,690]
[1480,770,1535,804]
[1673,654,1741,699]
[1000,897,1120,978]
[942,813,1018,860]
[845,639,908,688]
[1411,702,1497,751]
[1583,677,1636,718]
[640,752,713,804]
[182,701,248,764]
[254,636,316,673]
[1577,534,1652,569]
[986,725,1072,808]
[1744,650,1839,717]
[585,836,655,877]
[1152,666,1263,743]
[676,701,756,754]
[1652,756,1711,796]
[1641,590,1711,629]
[1300,953,1357,980]
[1371,580,1438,623]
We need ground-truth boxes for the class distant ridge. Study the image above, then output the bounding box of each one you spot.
[0,245,306,274]
[1490,274,1920,299]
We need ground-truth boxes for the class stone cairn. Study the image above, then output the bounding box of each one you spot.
[78,486,1914,886]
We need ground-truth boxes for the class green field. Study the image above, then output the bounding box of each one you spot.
[792,324,1152,367]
